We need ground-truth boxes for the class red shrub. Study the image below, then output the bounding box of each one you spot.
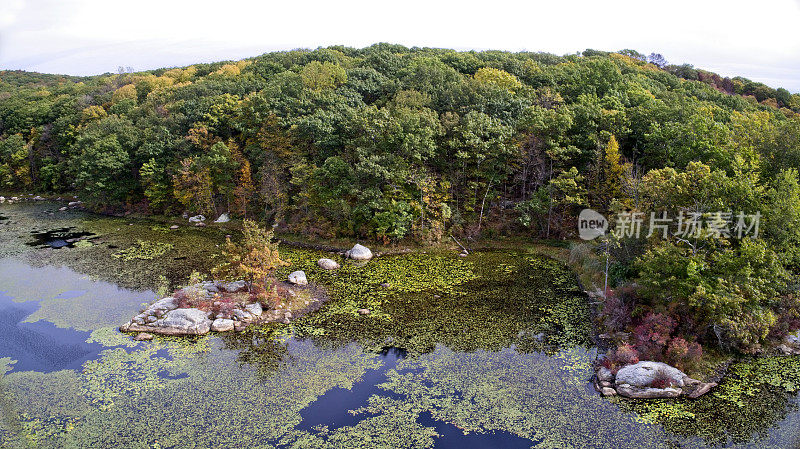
[649,368,676,389]
[602,343,641,374]
[633,312,677,359]
[602,286,637,333]
[665,337,703,371]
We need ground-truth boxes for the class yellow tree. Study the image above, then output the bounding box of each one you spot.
[172,157,214,215]
[213,220,288,291]
[594,135,630,210]
[231,144,255,217]
[473,67,523,93]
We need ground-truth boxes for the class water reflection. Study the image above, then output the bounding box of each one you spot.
[0,292,104,373]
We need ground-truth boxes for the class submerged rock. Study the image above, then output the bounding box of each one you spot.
[345,243,373,260]
[134,332,154,341]
[318,258,340,270]
[288,271,308,285]
[687,382,718,399]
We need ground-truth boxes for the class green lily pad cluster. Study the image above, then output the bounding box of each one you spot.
[112,240,174,261]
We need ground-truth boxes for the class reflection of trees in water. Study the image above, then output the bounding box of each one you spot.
[220,326,290,378]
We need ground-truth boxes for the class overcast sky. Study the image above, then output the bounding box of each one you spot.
[1,0,799,92]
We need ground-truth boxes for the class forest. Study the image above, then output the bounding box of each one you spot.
[2,44,800,358]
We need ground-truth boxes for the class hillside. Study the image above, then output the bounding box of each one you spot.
[0,44,798,242]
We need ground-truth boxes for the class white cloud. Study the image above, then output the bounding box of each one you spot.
[1,0,799,91]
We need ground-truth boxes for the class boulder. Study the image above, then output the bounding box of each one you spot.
[214,213,230,223]
[218,280,247,292]
[601,387,617,397]
[288,271,308,285]
[786,331,800,347]
[345,243,373,260]
[616,384,682,399]
[150,297,179,313]
[318,258,340,270]
[68,201,81,207]
[233,308,253,322]
[597,367,614,383]
[357,308,371,315]
[33,195,44,201]
[159,308,212,335]
[170,225,179,230]
[122,307,211,336]
[59,206,68,211]
[211,318,235,332]
[245,302,263,317]
[188,214,205,223]
[134,332,154,341]
[615,361,687,388]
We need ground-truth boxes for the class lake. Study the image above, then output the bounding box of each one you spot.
[0,201,799,448]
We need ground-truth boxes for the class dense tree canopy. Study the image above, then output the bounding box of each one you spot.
[2,44,800,352]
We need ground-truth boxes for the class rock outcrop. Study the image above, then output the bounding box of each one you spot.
[596,360,716,399]
[121,279,326,338]
[121,307,212,336]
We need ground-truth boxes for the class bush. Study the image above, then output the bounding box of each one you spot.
[600,343,640,374]
[601,286,638,333]
[633,312,677,359]
[665,337,703,371]
[213,220,288,289]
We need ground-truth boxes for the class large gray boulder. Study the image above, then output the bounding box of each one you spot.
[615,361,687,388]
[159,308,212,335]
[245,302,263,317]
[150,297,179,313]
[288,271,308,285]
[345,243,373,260]
[214,213,230,223]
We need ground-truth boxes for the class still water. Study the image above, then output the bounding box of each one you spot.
[0,202,799,448]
